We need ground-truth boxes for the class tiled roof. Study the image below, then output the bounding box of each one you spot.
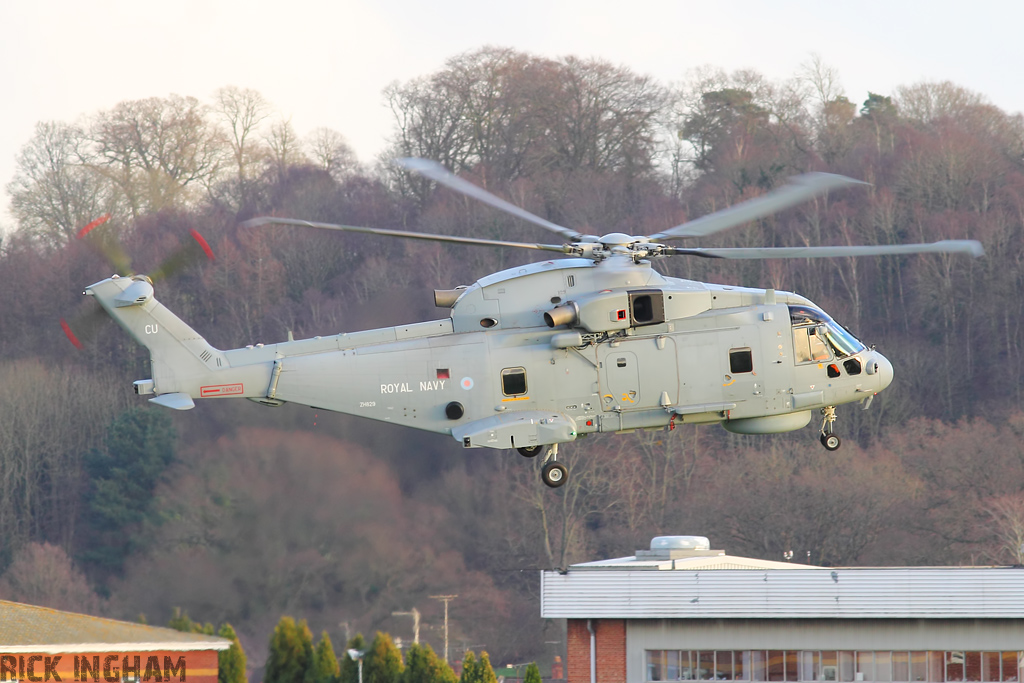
[0,601,230,652]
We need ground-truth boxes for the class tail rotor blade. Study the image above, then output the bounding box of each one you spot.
[76,213,133,274]
[147,229,216,282]
[60,302,109,349]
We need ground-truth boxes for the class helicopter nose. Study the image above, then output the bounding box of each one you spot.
[875,352,894,391]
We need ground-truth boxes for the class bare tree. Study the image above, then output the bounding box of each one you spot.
[0,542,102,613]
[984,495,1024,564]
[214,86,272,209]
[266,118,308,180]
[306,128,360,181]
[7,121,111,245]
[89,95,224,217]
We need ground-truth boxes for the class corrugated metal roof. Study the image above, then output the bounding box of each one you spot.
[540,566,1024,619]
[571,553,814,571]
[0,600,231,652]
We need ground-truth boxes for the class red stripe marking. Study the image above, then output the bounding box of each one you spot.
[200,383,243,397]
[76,214,112,239]
[189,229,215,260]
[60,319,84,349]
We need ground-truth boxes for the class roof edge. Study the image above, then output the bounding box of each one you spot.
[0,641,232,654]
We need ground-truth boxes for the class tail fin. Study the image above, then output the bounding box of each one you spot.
[87,275,226,403]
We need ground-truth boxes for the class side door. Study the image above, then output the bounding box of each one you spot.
[598,336,679,412]
[720,325,766,417]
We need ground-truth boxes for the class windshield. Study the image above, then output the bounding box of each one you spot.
[824,324,865,357]
[789,305,865,359]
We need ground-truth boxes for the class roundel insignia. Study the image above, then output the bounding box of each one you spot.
[461,377,474,390]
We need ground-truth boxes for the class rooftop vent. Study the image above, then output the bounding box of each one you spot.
[651,536,709,551]
[636,535,722,560]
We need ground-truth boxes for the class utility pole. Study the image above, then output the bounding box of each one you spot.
[430,595,457,663]
[392,607,420,644]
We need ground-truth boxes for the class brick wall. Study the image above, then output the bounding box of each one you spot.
[566,619,626,683]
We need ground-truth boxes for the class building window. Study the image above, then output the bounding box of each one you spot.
[644,652,1022,683]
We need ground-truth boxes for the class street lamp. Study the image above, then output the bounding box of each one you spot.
[347,649,365,683]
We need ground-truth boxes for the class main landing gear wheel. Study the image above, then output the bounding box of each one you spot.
[820,433,842,451]
[517,445,543,458]
[541,462,568,488]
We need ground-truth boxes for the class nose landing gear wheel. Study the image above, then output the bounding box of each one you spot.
[517,445,543,458]
[541,462,568,488]
[819,405,841,451]
[820,433,841,451]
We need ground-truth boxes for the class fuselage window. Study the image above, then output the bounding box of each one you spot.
[501,367,528,396]
[729,348,754,374]
[793,326,832,364]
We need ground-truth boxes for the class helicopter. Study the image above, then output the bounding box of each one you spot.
[81,158,983,487]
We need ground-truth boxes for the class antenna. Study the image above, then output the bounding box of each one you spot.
[430,595,458,663]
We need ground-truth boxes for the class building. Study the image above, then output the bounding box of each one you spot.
[541,536,1024,683]
[0,600,230,683]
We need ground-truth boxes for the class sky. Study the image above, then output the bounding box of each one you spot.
[2,0,1022,229]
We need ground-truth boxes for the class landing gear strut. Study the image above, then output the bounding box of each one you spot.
[540,444,568,488]
[819,405,841,451]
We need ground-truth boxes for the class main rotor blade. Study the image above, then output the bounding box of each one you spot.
[650,173,869,241]
[395,158,585,242]
[664,240,985,259]
[242,217,574,254]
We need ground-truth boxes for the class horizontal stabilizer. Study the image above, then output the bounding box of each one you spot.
[149,393,196,410]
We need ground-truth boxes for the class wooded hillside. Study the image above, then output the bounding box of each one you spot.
[2,48,1023,668]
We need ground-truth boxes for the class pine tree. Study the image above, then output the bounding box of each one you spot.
[265,617,315,683]
[310,632,341,683]
[364,632,403,683]
[168,607,202,633]
[218,623,247,683]
[80,408,176,573]
[476,653,497,683]
[458,652,477,683]
[402,643,456,683]
[523,663,541,683]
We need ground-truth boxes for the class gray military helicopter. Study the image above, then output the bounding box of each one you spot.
[83,159,982,487]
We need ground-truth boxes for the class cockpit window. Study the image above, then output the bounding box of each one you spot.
[824,324,865,358]
[788,305,865,360]
[794,326,832,363]
[789,305,828,325]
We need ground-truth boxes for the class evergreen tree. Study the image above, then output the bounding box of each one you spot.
[339,634,366,683]
[218,623,248,683]
[458,652,476,683]
[265,617,315,683]
[364,632,403,683]
[80,407,176,572]
[476,653,497,683]
[402,643,456,683]
[168,607,203,633]
[523,663,541,683]
[310,631,341,683]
